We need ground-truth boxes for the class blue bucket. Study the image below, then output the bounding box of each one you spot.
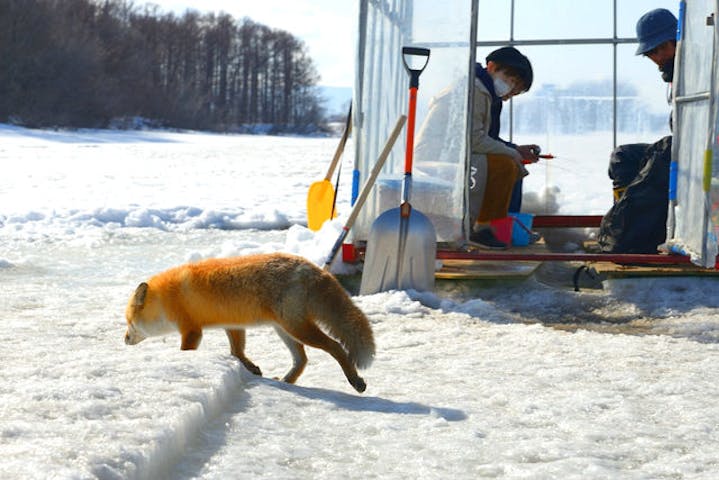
[509,213,534,246]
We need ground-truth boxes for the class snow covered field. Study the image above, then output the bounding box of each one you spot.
[1,124,718,479]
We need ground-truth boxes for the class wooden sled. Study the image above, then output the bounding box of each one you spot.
[344,215,719,289]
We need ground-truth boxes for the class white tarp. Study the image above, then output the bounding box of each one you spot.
[668,0,719,267]
[352,0,477,244]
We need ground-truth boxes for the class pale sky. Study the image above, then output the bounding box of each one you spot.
[145,0,678,102]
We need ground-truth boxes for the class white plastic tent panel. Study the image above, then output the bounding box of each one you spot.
[352,0,477,244]
[669,0,719,267]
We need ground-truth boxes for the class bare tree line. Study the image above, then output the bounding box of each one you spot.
[0,0,326,132]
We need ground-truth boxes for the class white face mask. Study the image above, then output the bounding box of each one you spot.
[492,76,513,98]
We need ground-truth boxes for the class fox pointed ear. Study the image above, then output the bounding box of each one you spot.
[133,282,149,307]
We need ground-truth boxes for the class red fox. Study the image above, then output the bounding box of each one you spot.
[124,253,375,392]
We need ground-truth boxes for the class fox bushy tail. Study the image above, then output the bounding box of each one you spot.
[312,274,375,369]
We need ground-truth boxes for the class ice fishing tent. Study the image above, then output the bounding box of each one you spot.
[350,0,717,270]
[352,0,477,245]
[350,0,669,246]
[666,0,719,267]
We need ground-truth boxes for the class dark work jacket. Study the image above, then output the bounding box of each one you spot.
[475,63,502,140]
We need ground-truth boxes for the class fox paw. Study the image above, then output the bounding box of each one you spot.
[240,361,262,376]
[351,376,366,393]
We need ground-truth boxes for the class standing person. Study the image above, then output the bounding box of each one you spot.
[637,8,677,83]
[598,8,677,254]
[608,8,677,201]
[468,46,538,249]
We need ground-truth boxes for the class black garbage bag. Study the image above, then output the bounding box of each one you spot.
[598,136,672,254]
[608,142,650,200]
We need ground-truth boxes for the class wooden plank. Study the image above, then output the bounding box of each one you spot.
[436,248,697,265]
[436,259,541,279]
[589,261,719,278]
[435,242,545,279]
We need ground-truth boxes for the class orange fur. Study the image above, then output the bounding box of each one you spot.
[125,253,375,392]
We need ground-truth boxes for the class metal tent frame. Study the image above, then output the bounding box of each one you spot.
[346,0,719,282]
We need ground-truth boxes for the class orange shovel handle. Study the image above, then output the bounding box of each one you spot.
[404,86,418,174]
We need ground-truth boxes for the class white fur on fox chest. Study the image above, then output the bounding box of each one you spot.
[136,311,178,337]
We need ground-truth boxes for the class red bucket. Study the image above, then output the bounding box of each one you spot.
[489,216,514,244]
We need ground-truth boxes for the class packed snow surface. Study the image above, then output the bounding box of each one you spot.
[1,124,717,479]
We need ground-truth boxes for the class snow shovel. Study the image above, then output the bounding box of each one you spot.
[360,47,436,294]
[307,106,352,231]
[324,115,407,271]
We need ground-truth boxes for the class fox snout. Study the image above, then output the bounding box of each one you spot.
[124,326,146,345]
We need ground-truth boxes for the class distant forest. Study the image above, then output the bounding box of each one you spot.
[0,0,326,132]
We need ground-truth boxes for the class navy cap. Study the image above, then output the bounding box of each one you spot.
[635,8,678,55]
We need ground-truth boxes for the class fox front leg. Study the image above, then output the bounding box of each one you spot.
[180,328,203,350]
[225,329,262,376]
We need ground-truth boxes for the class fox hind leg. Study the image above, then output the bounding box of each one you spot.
[280,320,366,393]
[274,327,308,384]
[225,329,262,376]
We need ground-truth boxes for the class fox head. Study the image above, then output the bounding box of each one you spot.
[124,282,176,345]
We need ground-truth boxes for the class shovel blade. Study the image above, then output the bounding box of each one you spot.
[360,206,436,295]
[306,180,336,231]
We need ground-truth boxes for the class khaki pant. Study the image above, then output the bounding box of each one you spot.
[476,154,520,224]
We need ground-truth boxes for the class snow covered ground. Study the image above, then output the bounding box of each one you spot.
[1,124,718,479]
